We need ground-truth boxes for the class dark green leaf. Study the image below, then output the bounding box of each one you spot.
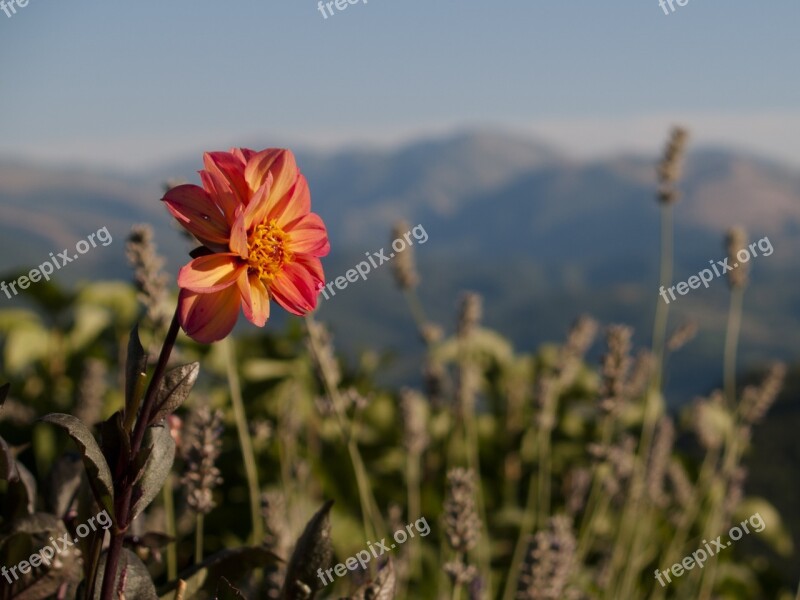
[0,382,9,408]
[45,453,84,518]
[346,559,396,600]
[93,548,158,600]
[0,512,82,599]
[99,410,131,478]
[126,324,149,414]
[39,413,115,521]
[218,576,248,599]
[0,434,18,482]
[131,425,175,519]
[152,363,200,423]
[2,460,37,520]
[282,500,334,600]
[157,546,280,596]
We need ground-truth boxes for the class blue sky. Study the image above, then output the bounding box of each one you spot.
[1,0,799,169]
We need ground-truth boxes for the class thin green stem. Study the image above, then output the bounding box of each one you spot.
[403,289,430,339]
[612,203,674,597]
[695,287,745,600]
[305,315,384,543]
[723,288,744,407]
[195,513,204,565]
[502,467,537,600]
[451,552,464,600]
[407,452,423,579]
[223,338,263,545]
[536,427,552,530]
[163,475,177,580]
[651,450,718,600]
[651,203,673,389]
[458,347,491,594]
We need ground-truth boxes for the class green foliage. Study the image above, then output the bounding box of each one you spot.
[0,267,796,599]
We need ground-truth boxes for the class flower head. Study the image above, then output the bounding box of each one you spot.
[162,148,329,343]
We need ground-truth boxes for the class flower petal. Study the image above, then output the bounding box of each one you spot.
[244,149,298,201]
[162,184,230,245]
[286,212,330,257]
[238,270,271,327]
[199,171,238,225]
[178,253,246,293]
[203,151,251,212]
[178,287,241,344]
[269,257,324,316]
[269,173,312,228]
[229,206,249,258]
[243,173,274,231]
[231,147,257,164]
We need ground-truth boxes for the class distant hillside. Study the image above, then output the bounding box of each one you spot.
[2,130,799,402]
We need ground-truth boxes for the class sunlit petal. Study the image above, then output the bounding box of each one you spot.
[162,184,229,245]
[178,253,245,293]
[178,286,241,344]
[286,212,330,257]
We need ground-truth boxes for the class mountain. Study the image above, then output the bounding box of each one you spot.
[1,130,799,402]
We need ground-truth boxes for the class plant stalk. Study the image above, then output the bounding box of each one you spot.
[99,309,181,600]
[223,337,264,546]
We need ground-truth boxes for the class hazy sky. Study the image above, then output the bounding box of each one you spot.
[1,0,798,170]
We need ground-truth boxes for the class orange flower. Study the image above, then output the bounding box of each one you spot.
[162,148,329,343]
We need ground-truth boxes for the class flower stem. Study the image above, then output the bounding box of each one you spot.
[305,315,384,543]
[195,513,204,565]
[223,337,264,546]
[100,309,181,600]
[723,288,744,407]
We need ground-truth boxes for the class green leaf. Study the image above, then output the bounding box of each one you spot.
[4,324,52,372]
[152,363,200,423]
[735,497,794,556]
[0,381,9,407]
[45,453,84,518]
[157,546,280,597]
[4,460,37,518]
[347,558,396,599]
[126,325,149,416]
[39,413,115,521]
[0,308,40,333]
[0,513,82,599]
[67,304,112,353]
[282,500,334,599]
[131,425,176,520]
[99,410,131,479]
[0,434,18,482]
[242,358,298,381]
[76,281,139,323]
[93,548,158,600]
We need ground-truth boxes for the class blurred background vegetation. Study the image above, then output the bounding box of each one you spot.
[1,146,798,595]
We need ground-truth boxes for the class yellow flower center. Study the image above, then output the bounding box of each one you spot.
[248,220,292,281]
